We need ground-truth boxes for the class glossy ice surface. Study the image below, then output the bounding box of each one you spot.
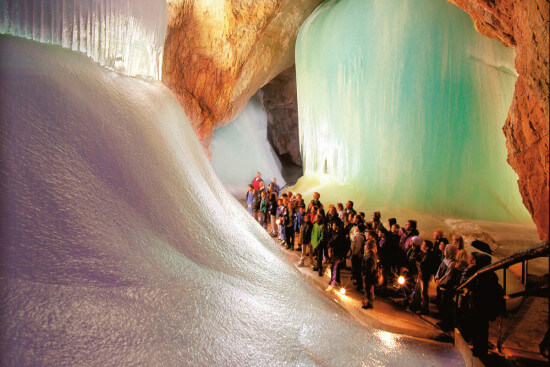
[0,35,464,366]
[211,92,286,196]
[296,0,529,223]
[0,0,166,79]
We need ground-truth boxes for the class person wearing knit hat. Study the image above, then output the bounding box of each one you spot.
[434,244,461,331]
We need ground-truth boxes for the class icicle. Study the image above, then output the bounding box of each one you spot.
[295,0,529,223]
[0,0,166,79]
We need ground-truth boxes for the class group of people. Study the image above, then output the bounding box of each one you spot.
[245,175,503,358]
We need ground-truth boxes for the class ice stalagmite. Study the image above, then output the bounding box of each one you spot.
[296,0,530,223]
[211,92,286,196]
[0,0,166,79]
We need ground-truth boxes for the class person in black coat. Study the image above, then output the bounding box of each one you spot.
[411,240,438,314]
[268,193,278,237]
[361,240,379,309]
[298,214,314,267]
[326,222,348,289]
[458,252,500,358]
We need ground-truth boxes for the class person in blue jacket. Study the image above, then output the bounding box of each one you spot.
[245,184,254,215]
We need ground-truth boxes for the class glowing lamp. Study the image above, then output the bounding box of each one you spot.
[398,276,405,285]
[340,288,346,295]
[276,219,280,225]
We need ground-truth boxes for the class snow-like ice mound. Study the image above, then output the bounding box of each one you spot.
[0,36,463,366]
[211,92,286,197]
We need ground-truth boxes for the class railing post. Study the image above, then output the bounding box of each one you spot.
[498,268,507,352]
[525,260,529,285]
[521,260,527,285]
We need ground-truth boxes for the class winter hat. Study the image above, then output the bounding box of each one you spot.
[411,236,422,246]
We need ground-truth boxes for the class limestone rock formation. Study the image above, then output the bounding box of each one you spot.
[162,0,323,153]
[451,0,549,240]
[260,66,301,166]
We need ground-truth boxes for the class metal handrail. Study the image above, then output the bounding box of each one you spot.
[454,241,548,353]
[456,241,549,292]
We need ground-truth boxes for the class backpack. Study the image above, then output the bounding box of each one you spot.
[484,281,506,321]
[474,274,506,321]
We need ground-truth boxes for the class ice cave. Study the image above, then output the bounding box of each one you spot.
[1,0,548,365]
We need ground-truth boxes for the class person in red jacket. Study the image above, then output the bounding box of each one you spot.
[251,172,263,190]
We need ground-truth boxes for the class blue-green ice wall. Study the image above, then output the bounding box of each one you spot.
[296,0,531,222]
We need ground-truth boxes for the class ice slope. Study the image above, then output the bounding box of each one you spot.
[0,0,166,79]
[0,35,464,366]
[211,91,286,197]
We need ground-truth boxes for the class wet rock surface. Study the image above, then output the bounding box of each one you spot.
[260,66,302,166]
[162,0,323,154]
[449,0,549,239]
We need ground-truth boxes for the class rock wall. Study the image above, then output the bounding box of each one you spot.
[260,66,301,166]
[162,0,323,153]
[450,0,549,240]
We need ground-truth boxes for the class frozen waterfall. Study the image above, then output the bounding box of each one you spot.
[295,0,530,223]
[0,0,166,79]
[211,92,286,197]
[0,34,465,366]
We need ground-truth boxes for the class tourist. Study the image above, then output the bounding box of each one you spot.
[294,206,306,251]
[345,200,356,216]
[259,191,269,230]
[298,214,314,267]
[387,217,397,231]
[311,213,326,276]
[453,235,468,262]
[295,193,305,209]
[268,177,280,195]
[326,205,339,224]
[377,227,396,291]
[336,203,344,219]
[351,223,366,290]
[251,171,263,190]
[252,188,261,222]
[268,192,278,237]
[245,184,254,215]
[310,192,324,215]
[342,213,353,240]
[327,221,348,290]
[283,202,296,250]
[411,240,437,315]
[342,213,353,268]
[349,214,364,242]
[435,244,462,331]
[433,229,448,260]
[277,199,285,243]
[362,239,379,309]
[457,252,503,358]
[399,220,419,249]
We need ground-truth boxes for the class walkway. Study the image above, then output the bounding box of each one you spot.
[270,235,548,367]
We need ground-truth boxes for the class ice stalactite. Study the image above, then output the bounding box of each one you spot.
[295,0,531,223]
[211,92,286,196]
[0,0,166,79]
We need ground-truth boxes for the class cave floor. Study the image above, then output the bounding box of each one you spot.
[273,235,548,367]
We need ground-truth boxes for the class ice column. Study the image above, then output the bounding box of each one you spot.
[0,0,166,79]
[296,0,530,222]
